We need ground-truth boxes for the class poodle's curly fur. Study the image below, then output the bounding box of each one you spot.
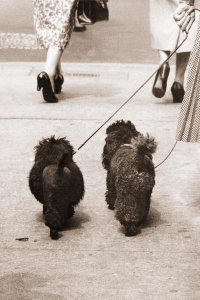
[102,120,157,236]
[29,136,84,239]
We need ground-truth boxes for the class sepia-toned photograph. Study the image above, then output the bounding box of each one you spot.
[0,0,200,299]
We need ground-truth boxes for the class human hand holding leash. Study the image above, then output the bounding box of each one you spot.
[174,2,195,33]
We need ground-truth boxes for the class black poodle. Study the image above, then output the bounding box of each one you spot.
[102,120,157,236]
[29,136,84,239]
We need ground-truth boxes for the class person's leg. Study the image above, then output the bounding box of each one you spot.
[174,52,190,85]
[159,50,170,64]
[37,47,63,102]
[56,60,63,76]
[74,7,87,32]
[44,47,63,90]
[152,50,170,98]
[154,50,170,90]
[54,57,64,94]
[171,52,190,103]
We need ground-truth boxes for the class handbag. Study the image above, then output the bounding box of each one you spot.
[78,0,109,24]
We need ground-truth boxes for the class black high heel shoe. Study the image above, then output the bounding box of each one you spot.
[37,72,58,103]
[152,62,170,98]
[54,74,64,94]
[171,82,185,103]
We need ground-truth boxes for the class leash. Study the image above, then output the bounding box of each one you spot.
[155,141,178,169]
[75,8,198,167]
[155,7,199,168]
[76,32,188,150]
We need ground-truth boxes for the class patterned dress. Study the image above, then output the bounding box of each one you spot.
[176,0,200,142]
[176,18,200,142]
[33,0,78,50]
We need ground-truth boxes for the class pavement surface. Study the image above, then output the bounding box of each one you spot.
[0,0,157,63]
[0,61,200,299]
[1,0,200,299]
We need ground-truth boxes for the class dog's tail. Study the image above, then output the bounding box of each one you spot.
[131,134,157,156]
[57,152,72,175]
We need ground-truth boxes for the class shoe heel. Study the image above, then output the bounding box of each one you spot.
[54,74,64,94]
[37,72,58,103]
[171,82,185,103]
[37,76,42,91]
[152,62,170,98]
[160,61,170,79]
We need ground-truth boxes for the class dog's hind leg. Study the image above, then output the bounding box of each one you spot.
[124,223,138,236]
[43,193,62,239]
[29,163,44,204]
[114,185,140,236]
[50,228,59,240]
[105,171,116,210]
[67,204,75,219]
[137,190,152,226]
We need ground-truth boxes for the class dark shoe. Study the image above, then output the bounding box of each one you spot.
[74,25,87,32]
[37,72,58,103]
[54,74,64,94]
[152,62,170,98]
[50,228,59,240]
[171,82,185,103]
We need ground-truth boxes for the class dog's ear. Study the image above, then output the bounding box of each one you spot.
[102,158,110,170]
[102,144,110,170]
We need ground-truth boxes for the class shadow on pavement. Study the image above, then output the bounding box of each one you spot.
[0,273,63,300]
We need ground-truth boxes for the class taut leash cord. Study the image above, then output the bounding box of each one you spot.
[154,8,199,168]
[155,141,178,169]
[75,8,199,167]
[76,33,188,154]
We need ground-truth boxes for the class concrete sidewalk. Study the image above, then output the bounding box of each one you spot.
[0,62,200,300]
[0,0,155,64]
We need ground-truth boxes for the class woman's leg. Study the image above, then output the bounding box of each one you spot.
[174,52,190,85]
[54,57,64,94]
[44,47,63,90]
[171,52,190,103]
[74,6,87,32]
[159,50,170,64]
[56,60,63,76]
[154,50,170,90]
[152,50,170,98]
[75,8,81,28]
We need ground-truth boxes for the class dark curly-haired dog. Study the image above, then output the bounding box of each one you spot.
[29,136,84,239]
[102,120,157,236]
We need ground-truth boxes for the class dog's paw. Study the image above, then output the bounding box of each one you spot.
[125,224,138,236]
[50,229,59,240]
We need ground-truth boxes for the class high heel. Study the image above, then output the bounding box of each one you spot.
[37,72,58,103]
[54,74,64,94]
[152,62,170,98]
[171,82,185,103]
